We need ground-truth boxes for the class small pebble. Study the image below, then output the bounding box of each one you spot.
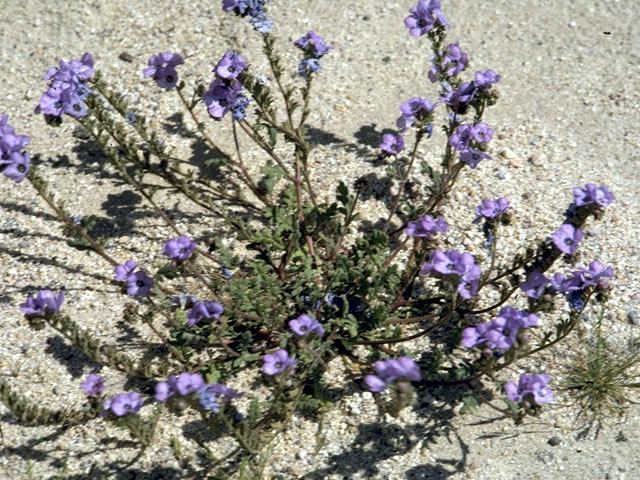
[548,436,562,446]
[627,310,639,325]
[119,52,134,62]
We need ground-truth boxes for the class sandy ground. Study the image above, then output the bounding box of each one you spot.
[0,0,639,478]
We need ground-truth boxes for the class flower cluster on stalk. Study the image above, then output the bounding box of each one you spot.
[0,115,31,183]
[36,53,94,120]
[163,235,197,261]
[203,50,250,121]
[405,214,448,238]
[187,300,224,327]
[19,290,65,316]
[404,0,449,37]
[505,373,553,405]
[462,307,539,351]
[420,249,482,299]
[363,357,422,393]
[294,31,333,77]
[113,260,154,297]
[142,52,184,90]
[222,0,273,33]
[155,372,243,413]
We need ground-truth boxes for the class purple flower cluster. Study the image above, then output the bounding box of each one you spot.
[519,271,550,299]
[113,260,154,297]
[448,122,494,168]
[462,307,539,351]
[379,133,405,156]
[37,53,94,120]
[363,357,422,393]
[187,300,224,327]
[428,42,468,83]
[405,214,448,238]
[0,115,31,183]
[523,261,614,299]
[573,183,614,207]
[420,250,482,299]
[142,52,184,90]
[163,235,197,260]
[289,313,325,337]
[505,373,553,405]
[473,197,509,224]
[104,392,143,417]
[222,0,273,33]
[203,50,250,121]
[199,382,244,412]
[551,224,583,255]
[155,372,204,401]
[262,349,296,376]
[294,31,333,77]
[19,290,65,315]
[441,70,500,115]
[81,374,105,396]
[404,0,449,37]
[397,97,438,132]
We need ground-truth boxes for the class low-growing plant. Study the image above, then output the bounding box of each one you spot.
[0,0,635,477]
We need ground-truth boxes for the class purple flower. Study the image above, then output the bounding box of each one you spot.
[80,374,105,396]
[222,0,250,14]
[462,307,538,351]
[203,78,242,120]
[549,272,582,295]
[442,81,477,113]
[448,124,472,151]
[573,183,614,207]
[473,198,509,224]
[298,58,323,77]
[363,356,422,393]
[379,133,405,155]
[154,376,178,402]
[114,260,138,281]
[470,122,493,143]
[187,300,224,326]
[222,0,272,33]
[19,290,65,315]
[163,235,197,260]
[397,97,438,132]
[289,313,325,337]
[474,69,501,89]
[405,215,448,238]
[104,392,143,417]
[420,250,481,299]
[37,54,94,120]
[199,383,243,412]
[231,94,251,121]
[404,0,449,37]
[552,224,583,255]
[0,117,31,183]
[175,372,205,396]
[505,373,553,405]
[262,349,297,376]
[250,14,273,33]
[577,261,614,289]
[459,148,491,168]
[142,52,184,90]
[215,51,246,80]
[429,42,468,82]
[520,271,550,299]
[1,151,30,183]
[126,271,154,297]
[294,31,333,58]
